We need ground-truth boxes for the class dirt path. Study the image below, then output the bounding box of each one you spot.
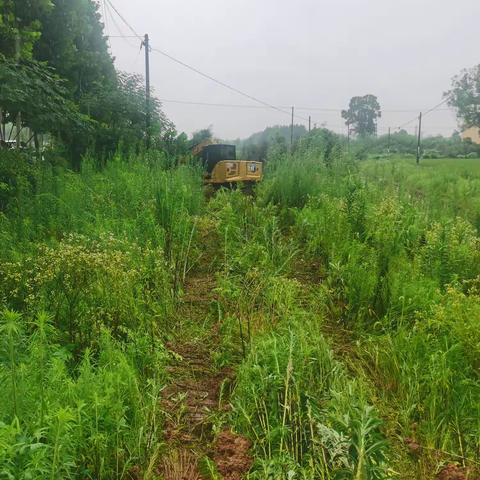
[157,260,252,479]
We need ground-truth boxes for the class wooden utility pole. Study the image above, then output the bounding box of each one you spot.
[290,106,294,152]
[347,121,351,153]
[387,127,391,153]
[308,115,311,133]
[15,34,21,149]
[143,33,151,149]
[416,112,422,165]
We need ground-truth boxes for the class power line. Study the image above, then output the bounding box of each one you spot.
[423,96,451,117]
[103,1,312,123]
[104,1,140,50]
[103,1,456,133]
[397,96,452,130]
[158,98,453,115]
[150,45,309,121]
[397,115,419,130]
[160,99,273,109]
[104,0,142,39]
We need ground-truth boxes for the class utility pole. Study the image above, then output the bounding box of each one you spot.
[15,33,21,149]
[347,121,351,153]
[308,115,311,133]
[387,127,391,153]
[143,33,151,149]
[416,112,422,165]
[290,106,294,153]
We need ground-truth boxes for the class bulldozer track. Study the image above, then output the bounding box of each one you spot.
[157,262,251,479]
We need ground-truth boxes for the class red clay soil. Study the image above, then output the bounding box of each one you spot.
[213,430,252,480]
[436,464,479,480]
[404,437,422,457]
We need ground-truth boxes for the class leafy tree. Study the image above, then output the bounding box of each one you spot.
[33,0,116,101]
[0,55,88,148]
[1,0,174,166]
[446,64,480,129]
[189,127,213,149]
[235,124,307,159]
[297,128,341,166]
[342,95,381,137]
[0,0,52,59]
[74,72,173,162]
[240,124,306,147]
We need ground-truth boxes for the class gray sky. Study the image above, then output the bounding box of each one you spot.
[103,0,479,139]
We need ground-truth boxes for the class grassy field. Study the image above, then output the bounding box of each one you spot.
[1,149,479,479]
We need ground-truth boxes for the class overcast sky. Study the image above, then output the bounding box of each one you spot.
[102,0,479,139]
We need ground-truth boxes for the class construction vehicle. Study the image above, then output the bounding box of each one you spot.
[194,142,263,187]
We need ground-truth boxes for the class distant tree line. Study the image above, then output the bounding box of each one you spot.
[232,123,479,163]
[351,130,480,160]
[233,66,480,162]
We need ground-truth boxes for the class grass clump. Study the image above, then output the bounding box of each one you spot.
[231,320,388,479]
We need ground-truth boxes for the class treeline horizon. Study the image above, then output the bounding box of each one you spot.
[228,124,480,161]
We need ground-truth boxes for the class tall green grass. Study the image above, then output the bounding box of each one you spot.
[0,149,205,477]
[260,151,480,471]
[0,310,167,479]
[232,320,388,479]
[3,144,480,477]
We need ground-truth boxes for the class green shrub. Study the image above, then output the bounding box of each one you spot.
[0,234,173,351]
[0,310,166,479]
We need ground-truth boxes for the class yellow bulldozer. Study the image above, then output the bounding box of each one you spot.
[192,141,263,188]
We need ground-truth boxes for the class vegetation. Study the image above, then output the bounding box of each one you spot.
[3,133,480,478]
[0,149,203,478]
[234,124,307,160]
[0,0,181,167]
[2,2,480,478]
[446,64,480,129]
[351,130,480,160]
[341,95,382,137]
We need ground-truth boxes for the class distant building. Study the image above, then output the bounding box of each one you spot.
[461,126,480,144]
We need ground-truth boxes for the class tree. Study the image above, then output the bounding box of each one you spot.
[189,128,213,149]
[446,64,480,129]
[342,95,381,137]
[0,0,52,59]
[0,55,88,151]
[33,0,116,101]
[1,0,174,166]
[75,72,173,161]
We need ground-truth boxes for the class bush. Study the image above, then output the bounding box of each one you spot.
[0,149,37,213]
[423,149,442,159]
[0,234,173,352]
[0,310,166,479]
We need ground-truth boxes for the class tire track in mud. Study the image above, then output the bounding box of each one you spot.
[157,257,252,479]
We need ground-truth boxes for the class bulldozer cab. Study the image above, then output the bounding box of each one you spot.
[201,144,236,173]
[196,143,263,187]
